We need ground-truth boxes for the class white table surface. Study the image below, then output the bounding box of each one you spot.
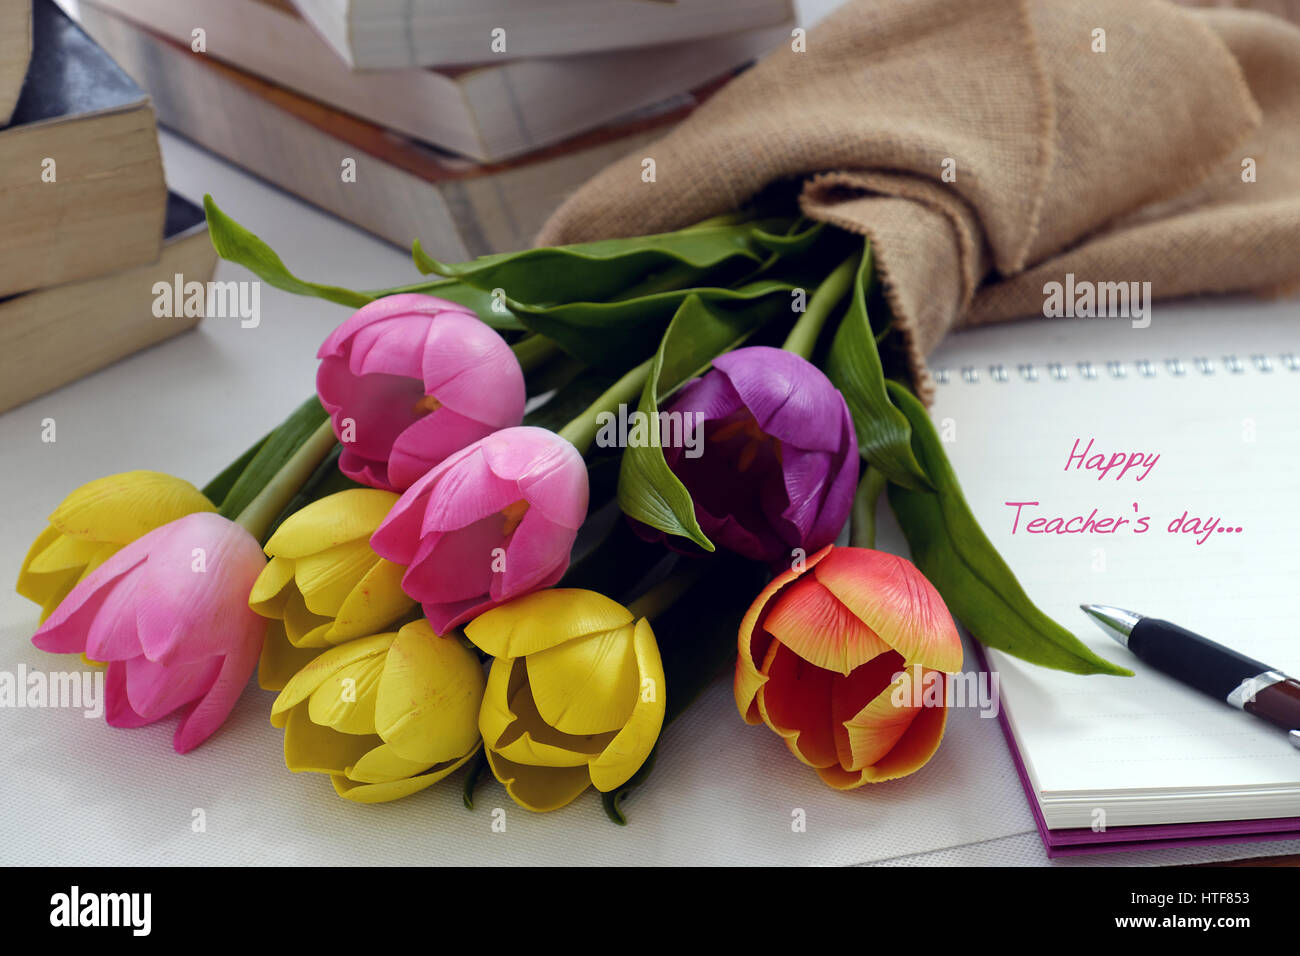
[3,119,1299,867]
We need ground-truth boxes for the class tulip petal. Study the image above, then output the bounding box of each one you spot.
[248,555,296,616]
[713,347,846,453]
[307,653,385,735]
[817,687,948,788]
[734,546,833,723]
[756,640,838,769]
[317,293,473,361]
[48,471,214,543]
[31,546,148,656]
[283,703,382,773]
[664,368,746,425]
[104,660,153,728]
[84,567,145,663]
[498,431,588,529]
[402,516,501,604]
[419,311,524,425]
[258,620,322,692]
[133,515,267,666]
[347,314,428,379]
[24,533,101,574]
[493,659,614,768]
[374,620,484,764]
[331,746,478,803]
[856,688,948,782]
[485,749,592,813]
[525,622,639,736]
[263,489,398,559]
[282,589,334,647]
[466,588,634,658]
[271,632,395,727]
[832,651,913,770]
[762,574,892,676]
[814,548,963,673]
[387,407,496,491]
[416,447,519,532]
[589,618,666,792]
[479,656,520,750]
[172,618,264,753]
[124,654,221,721]
[328,559,414,643]
[421,596,498,637]
[345,741,435,784]
[292,540,378,617]
[495,509,576,599]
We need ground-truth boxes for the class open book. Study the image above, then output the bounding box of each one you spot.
[926,299,1300,853]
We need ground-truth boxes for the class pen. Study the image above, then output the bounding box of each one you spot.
[1081,604,1300,750]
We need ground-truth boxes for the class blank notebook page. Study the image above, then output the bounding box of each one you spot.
[925,302,1300,828]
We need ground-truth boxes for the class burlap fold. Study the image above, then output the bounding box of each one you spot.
[536,0,1300,400]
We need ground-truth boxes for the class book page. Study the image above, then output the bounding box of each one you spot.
[926,301,1300,823]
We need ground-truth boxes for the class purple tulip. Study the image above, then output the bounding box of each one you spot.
[652,346,858,565]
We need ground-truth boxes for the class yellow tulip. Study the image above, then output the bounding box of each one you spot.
[17,470,214,622]
[249,489,415,691]
[465,588,666,813]
[270,619,484,803]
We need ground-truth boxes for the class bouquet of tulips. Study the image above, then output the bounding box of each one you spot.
[17,194,1129,821]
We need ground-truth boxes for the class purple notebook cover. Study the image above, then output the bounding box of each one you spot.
[968,641,1300,857]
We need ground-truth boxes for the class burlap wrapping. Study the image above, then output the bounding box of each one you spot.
[535,0,1300,401]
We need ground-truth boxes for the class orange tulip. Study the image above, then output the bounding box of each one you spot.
[735,544,963,788]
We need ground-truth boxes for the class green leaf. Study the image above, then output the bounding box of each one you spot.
[750,219,825,256]
[216,396,332,524]
[204,195,522,330]
[383,276,524,331]
[824,241,932,491]
[510,279,797,368]
[885,382,1131,676]
[204,195,371,308]
[412,219,794,305]
[201,432,269,509]
[616,293,789,550]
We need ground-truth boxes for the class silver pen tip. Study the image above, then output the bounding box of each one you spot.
[1289,730,1300,752]
[1079,604,1144,648]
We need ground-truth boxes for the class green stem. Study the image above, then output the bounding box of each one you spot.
[626,562,710,621]
[555,357,654,455]
[850,464,889,549]
[511,334,562,373]
[781,250,860,360]
[234,420,339,542]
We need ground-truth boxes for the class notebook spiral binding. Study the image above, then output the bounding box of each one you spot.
[934,353,1300,385]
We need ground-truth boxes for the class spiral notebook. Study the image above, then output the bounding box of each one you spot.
[924,299,1300,855]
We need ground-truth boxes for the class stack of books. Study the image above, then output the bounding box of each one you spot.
[67,0,795,259]
[0,0,217,412]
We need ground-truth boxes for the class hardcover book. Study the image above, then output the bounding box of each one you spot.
[0,0,166,298]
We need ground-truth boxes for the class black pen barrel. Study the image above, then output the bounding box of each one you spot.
[1128,618,1272,702]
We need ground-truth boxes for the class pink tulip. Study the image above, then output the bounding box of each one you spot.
[371,426,587,633]
[31,512,267,754]
[317,293,526,492]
